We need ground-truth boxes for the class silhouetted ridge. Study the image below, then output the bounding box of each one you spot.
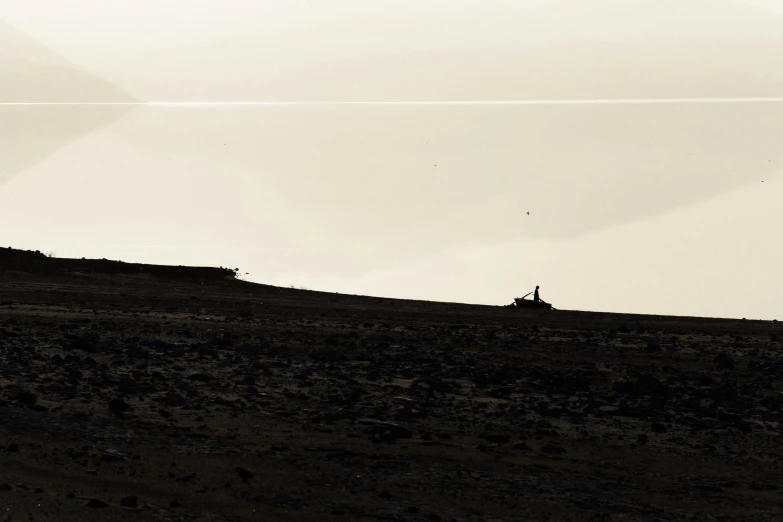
[0,248,236,280]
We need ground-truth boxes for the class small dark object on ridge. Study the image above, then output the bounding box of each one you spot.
[509,285,552,309]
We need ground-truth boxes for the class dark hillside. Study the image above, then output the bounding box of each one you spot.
[0,247,236,280]
[0,247,781,521]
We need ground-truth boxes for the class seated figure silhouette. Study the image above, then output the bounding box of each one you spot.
[511,286,551,308]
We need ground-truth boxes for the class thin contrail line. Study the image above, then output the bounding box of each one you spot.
[2,98,783,107]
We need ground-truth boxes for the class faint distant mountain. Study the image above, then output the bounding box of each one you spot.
[110,101,783,277]
[105,0,783,101]
[99,0,783,273]
[0,19,132,102]
[0,20,133,185]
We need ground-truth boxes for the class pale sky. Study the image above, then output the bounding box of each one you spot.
[1,1,782,319]
[4,1,783,85]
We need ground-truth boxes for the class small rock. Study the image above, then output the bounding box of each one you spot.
[188,373,214,382]
[389,424,413,439]
[16,391,37,405]
[712,384,739,401]
[7,443,19,453]
[86,499,108,508]
[109,398,131,412]
[713,353,736,370]
[478,432,510,443]
[235,466,254,480]
[541,443,567,454]
[365,421,413,442]
[597,405,621,416]
[633,374,667,396]
[117,378,136,394]
[120,495,138,507]
[651,422,668,433]
[0,484,11,491]
[165,393,187,407]
[102,449,128,462]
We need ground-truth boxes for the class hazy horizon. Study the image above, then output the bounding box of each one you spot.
[2,1,782,320]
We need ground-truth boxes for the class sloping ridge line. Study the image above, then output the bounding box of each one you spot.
[0,248,235,280]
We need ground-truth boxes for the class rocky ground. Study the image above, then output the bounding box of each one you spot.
[1,251,782,521]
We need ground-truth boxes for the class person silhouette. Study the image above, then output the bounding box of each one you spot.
[534,286,540,303]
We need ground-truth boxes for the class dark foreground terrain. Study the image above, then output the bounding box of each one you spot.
[1,249,782,521]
